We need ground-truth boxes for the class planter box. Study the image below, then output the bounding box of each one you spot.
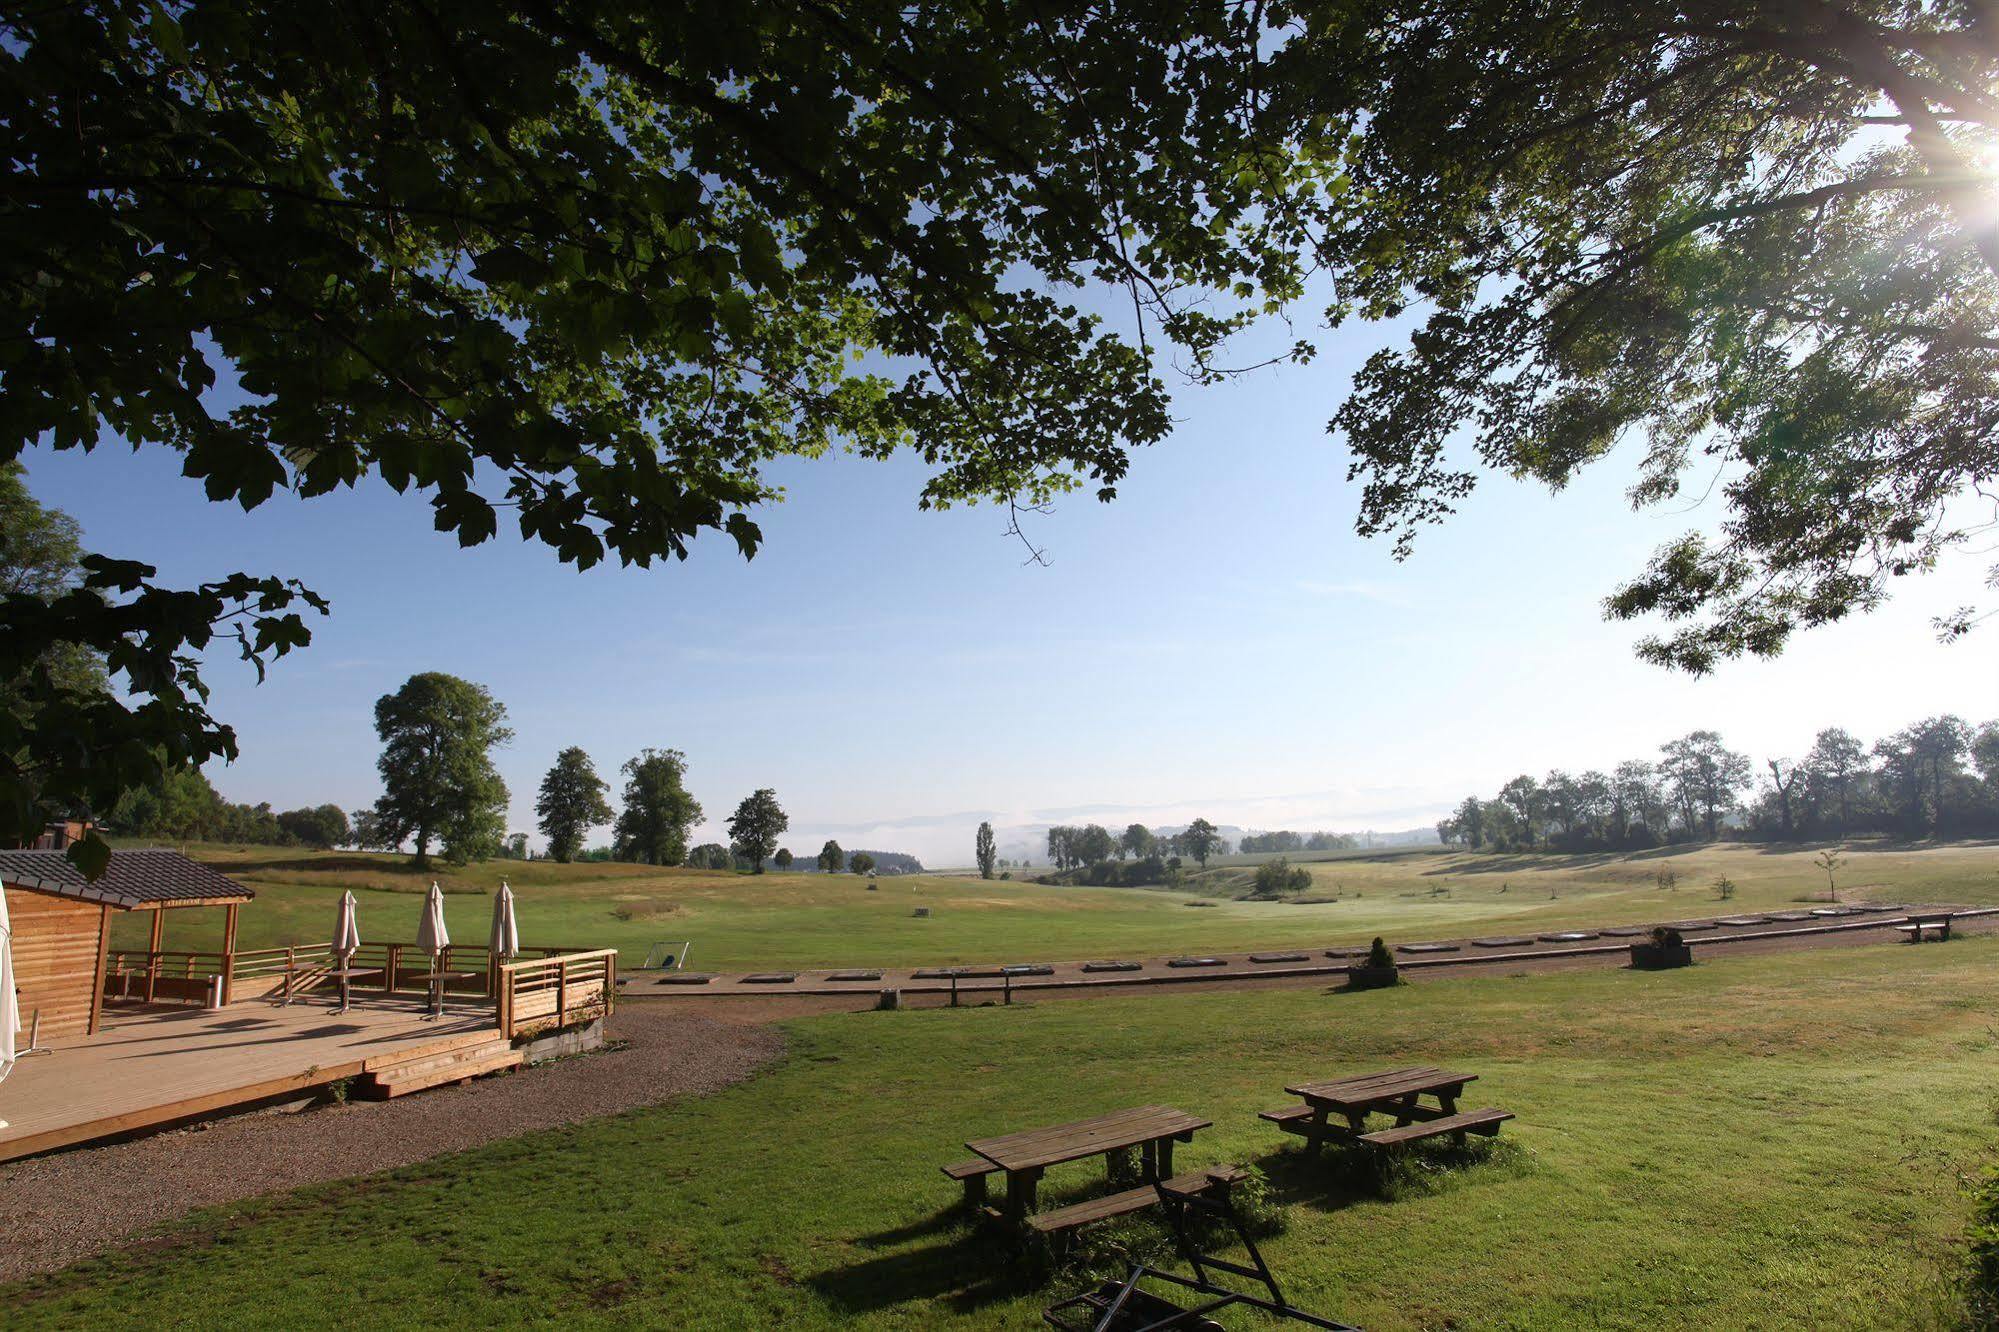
[1345,964,1401,991]
[1629,942,1693,970]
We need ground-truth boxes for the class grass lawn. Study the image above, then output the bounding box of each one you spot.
[119,839,1999,974]
[7,938,1993,1328]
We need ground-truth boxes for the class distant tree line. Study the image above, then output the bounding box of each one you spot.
[110,769,349,850]
[1236,829,1357,854]
[1042,818,1226,879]
[1047,819,1227,870]
[1438,718,1999,852]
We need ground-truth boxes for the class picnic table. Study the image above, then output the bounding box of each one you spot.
[1264,1065,1510,1150]
[954,1104,1211,1222]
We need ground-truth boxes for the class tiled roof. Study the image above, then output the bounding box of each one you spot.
[0,849,254,909]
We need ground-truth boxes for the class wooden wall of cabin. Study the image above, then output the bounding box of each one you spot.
[5,886,109,1040]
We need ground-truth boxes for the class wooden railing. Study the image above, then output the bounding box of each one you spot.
[104,950,232,1005]
[108,940,613,1016]
[496,949,618,1040]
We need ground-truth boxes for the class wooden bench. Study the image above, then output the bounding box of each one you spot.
[1895,912,1955,942]
[941,1157,998,1206]
[1257,1104,1318,1135]
[1358,1107,1512,1149]
[1027,1165,1248,1235]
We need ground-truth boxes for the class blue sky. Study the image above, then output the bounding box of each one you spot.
[22,311,1997,867]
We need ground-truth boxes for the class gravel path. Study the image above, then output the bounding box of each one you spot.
[0,1007,784,1283]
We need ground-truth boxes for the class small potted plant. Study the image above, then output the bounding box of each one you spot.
[1630,925,1693,970]
[1346,936,1401,990]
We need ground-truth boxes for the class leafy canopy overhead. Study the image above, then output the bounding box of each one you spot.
[9,1,1999,868]
[1288,0,1999,669]
[0,1,1308,863]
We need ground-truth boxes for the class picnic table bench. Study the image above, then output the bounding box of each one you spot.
[1895,911,1956,942]
[1262,1065,1511,1151]
[944,1104,1211,1225]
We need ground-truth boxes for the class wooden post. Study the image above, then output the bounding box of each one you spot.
[605,950,616,1018]
[145,908,165,1002]
[88,904,111,1034]
[221,903,239,1004]
[556,957,569,1027]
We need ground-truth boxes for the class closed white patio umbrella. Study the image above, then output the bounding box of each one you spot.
[332,890,361,964]
[489,881,518,962]
[488,882,519,1015]
[416,882,450,1019]
[0,884,17,1113]
[329,890,362,1014]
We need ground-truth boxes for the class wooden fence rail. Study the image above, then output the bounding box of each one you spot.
[107,941,616,1014]
[497,949,618,1039]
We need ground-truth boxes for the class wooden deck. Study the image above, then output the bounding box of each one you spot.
[0,997,500,1163]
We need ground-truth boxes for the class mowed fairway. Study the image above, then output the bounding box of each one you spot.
[7,938,1993,1329]
[121,839,1999,972]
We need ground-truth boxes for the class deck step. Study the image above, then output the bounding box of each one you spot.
[364,1038,522,1098]
[368,1036,514,1082]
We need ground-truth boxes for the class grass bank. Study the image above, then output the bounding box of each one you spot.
[119,839,1999,973]
[7,937,1994,1328]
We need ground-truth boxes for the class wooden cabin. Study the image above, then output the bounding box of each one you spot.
[1,850,253,1041]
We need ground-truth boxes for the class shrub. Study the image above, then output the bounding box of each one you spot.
[1251,856,1312,898]
[1365,937,1395,969]
[1713,875,1737,901]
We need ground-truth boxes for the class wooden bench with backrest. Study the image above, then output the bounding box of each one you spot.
[1894,911,1955,942]
[1027,1165,1249,1236]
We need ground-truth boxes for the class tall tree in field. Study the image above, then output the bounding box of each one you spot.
[612,749,702,866]
[725,789,788,874]
[1181,818,1221,869]
[371,673,511,866]
[774,847,794,871]
[1802,728,1870,835]
[817,840,845,874]
[1874,715,1972,835]
[1498,776,1544,849]
[1659,732,1753,840]
[1765,759,1801,841]
[975,822,998,879]
[536,747,613,864]
[1612,762,1664,843]
[1451,797,1486,850]
[1120,823,1156,860]
[1074,823,1117,866]
[848,851,876,876]
[276,804,348,850]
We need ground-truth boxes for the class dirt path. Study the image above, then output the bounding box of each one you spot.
[639,910,1999,1019]
[0,1007,784,1283]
